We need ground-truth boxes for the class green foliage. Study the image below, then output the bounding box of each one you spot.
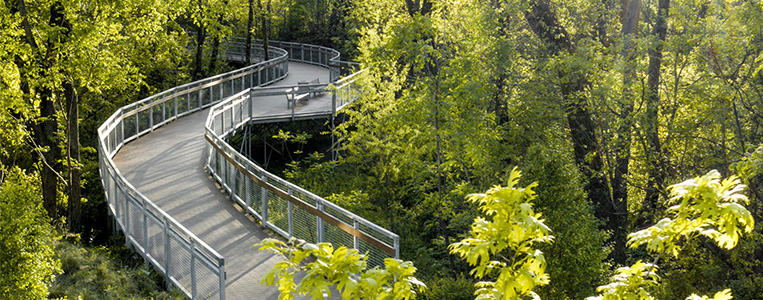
[0,168,60,300]
[519,140,608,299]
[417,275,475,300]
[256,238,425,300]
[49,239,182,300]
[590,170,754,300]
[449,168,552,300]
[628,170,754,255]
[587,261,659,300]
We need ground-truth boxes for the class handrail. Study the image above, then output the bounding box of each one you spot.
[203,42,398,267]
[98,44,289,300]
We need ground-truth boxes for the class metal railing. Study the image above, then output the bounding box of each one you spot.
[204,72,399,269]
[98,44,290,300]
[227,38,360,82]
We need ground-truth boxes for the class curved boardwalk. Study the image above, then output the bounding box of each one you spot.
[114,62,330,300]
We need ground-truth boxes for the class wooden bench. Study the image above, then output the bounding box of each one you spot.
[285,78,321,109]
[285,87,309,109]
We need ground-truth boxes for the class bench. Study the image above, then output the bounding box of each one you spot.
[285,78,321,109]
[285,87,309,109]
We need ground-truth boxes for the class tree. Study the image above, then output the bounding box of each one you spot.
[449,168,553,300]
[0,168,61,300]
[5,0,187,232]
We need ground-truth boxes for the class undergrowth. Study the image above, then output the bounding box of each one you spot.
[49,236,183,300]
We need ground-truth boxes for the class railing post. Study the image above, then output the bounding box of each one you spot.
[198,88,203,108]
[287,188,293,239]
[218,262,226,300]
[291,90,296,121]
[142,198,148,266]
[124,193,131,247]
[164,217,172,290]
[173,96,178,120]
[149,106,154,131]
[190,238,197,300]
[261,175,268,226]
[114,179,120,227]
[135,111,139,134]
[248,91,253,120]
[353,218,359,251]
[245,173,251,213]
[316,200,324,243]
[394,235,400,259]
[332,90,337,116]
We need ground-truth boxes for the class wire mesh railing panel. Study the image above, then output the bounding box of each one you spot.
[147,214,166,270]
[138,109,151,133]
[247,175,262,216]
[233,77,242,94]
[323,222,354,254]
[358,238,388,269]
[322,203,353,226]
[189,91,200,111]
[211,85,220,103]
[123,114,137,139]
[115,121,124,147]
[127,197,145,249]
[169,233,193,293]
[164,100,175,121]
[202,88,211,106]
[290,189,317,207]
[267,188,289,234]
[291,204,318,243]
[223,81,232,99]
[357,221,394,247]
[177,93,189,115]
[153,105,164,127]
[194,259,221,300]
[117,185,127,226]
[234,167,245,205]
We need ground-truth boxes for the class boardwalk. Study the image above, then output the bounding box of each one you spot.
[114,62,330,300]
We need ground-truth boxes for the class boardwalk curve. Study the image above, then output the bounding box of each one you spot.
[97,41,398,300]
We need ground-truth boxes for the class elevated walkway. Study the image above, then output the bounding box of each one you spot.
[98,41,397,300]
[114,63,329,300]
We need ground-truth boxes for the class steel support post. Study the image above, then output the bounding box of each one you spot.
[287,188,293,238]
[316,200,324,243]
[353,219,359,251]
[261,175,269,226]
[174,96,178,120]
[164,217,172,289]
[190,238,197,300]
[142,199,148,266]
[218,263,226,300]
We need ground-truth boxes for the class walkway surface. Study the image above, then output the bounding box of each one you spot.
[114,62,331,300]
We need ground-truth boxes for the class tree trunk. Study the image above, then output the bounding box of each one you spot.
[641,0,671,225]
[525,0,622,263]
[208,20,221,74]
[14,0,59,220]
[65,83,81,233]
[257,0,270,61]
[246,0,254,64]
[194,0,205,79]
[610,0,641,263]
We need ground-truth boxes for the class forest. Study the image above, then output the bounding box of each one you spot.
[1,0,763,299]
